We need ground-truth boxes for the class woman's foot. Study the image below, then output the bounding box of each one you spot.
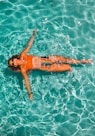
[81,60,93,64]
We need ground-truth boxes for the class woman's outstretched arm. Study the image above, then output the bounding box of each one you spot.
[21,30,37,55]
[21,69,32,100]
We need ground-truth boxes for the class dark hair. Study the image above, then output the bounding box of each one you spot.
[8,55,21,72]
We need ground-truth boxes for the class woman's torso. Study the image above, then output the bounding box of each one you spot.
[21,55,41,71]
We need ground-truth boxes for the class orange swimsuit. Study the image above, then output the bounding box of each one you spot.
[23,55,52,71]
[23,55,33,70]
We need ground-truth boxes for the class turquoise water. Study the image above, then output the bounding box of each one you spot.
[0,0,95,135]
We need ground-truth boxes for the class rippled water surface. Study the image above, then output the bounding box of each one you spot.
[0,0,95,136]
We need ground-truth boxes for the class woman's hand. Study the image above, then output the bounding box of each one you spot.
[29,92,32,100]
[33,30,37,36]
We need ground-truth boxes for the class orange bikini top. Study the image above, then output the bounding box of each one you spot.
[23,55,33,70]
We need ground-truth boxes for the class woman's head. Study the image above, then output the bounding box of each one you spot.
[8,55,21,72]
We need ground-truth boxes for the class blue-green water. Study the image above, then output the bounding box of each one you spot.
[0,0,95,135]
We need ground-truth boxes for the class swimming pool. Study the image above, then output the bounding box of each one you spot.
[0,0,95,135]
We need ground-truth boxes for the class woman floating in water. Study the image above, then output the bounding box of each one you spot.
[8,30,93,100]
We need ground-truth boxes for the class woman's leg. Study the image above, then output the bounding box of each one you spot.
[48,56,93,64]
[40,64,72,72]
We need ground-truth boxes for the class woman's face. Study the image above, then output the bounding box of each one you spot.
[9,58,19,67]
